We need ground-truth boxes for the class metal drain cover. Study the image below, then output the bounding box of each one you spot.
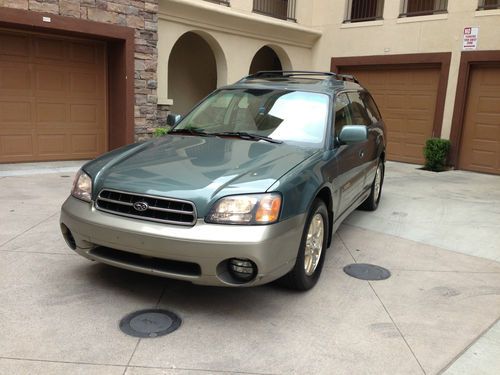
[343,263,391,281]
[119,309,181,338]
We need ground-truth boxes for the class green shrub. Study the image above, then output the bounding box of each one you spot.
[423,138,451,171]
[153,127,170,137]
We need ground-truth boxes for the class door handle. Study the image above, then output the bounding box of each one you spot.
[359,150,365,159]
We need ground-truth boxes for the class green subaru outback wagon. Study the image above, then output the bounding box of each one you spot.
[60,71,386,290]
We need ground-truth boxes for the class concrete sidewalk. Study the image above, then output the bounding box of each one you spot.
[0,161,499,374]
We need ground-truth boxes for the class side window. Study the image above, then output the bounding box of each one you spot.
[346,91,372,126]
[334,93,352,138]
[361,92,382,123]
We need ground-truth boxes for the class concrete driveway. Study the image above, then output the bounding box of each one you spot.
[0,161,499,375]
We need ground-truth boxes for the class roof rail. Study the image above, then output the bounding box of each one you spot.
[335,73,359,84]
[241,70,359,84]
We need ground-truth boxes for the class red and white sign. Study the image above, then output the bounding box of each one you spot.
[463,27,479,50]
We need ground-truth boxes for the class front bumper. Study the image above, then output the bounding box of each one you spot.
[60,196,305,286]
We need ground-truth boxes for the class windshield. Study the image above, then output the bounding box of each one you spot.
[174,89,330,147]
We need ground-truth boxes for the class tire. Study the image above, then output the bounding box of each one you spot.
[280,199,329,291]
[360,160,384,211]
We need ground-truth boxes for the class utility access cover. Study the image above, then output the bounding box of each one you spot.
[343,263,391,281]
[119,309,181,338]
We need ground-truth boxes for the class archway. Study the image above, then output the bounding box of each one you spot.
[249,46,283,74]
[168,32,218,115]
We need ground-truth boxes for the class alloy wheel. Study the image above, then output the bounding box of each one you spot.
[304,213,324,276]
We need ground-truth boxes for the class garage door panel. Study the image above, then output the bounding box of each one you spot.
[34,37,66,62]
[459,66,500,175]
[37,134,67,155]
[470,149,496,170]
[384,94,404,109]
[71,134,100,154]
[340,66,440,164]
[403,143,424,158]
[410,94,436,110]
[0,30,107,163]
[69,42,98,65]
[472,123,499,141]
[35,68,67,94]
[0,63,32,93]
[36,102,67,123]
[477,96,500,114]
[70,103,99,124]
[0,32,30,59]
[1,135,33,157]
[0,100,32,124]
[69,71,102,98]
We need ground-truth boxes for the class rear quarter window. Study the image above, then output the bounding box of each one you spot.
[361,92,382,124]
[346,92,372,126]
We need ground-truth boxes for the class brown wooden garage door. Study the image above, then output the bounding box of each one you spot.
[339,67,440,164]
[458,66,500,175]
[0,29,107,163]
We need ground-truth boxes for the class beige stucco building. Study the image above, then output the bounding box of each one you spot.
[1,0,499,174]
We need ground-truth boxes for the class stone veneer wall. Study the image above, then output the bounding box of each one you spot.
[0,0,164,140]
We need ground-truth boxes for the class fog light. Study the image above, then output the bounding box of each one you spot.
[228,258,257,282]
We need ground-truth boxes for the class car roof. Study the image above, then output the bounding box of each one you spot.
[223,71,364,95]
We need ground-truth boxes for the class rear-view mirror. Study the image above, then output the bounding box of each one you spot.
[166,113,182,127]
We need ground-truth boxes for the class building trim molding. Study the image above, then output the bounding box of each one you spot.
[158,0,322,48]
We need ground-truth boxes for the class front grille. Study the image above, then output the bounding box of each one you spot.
[95,189,197,226]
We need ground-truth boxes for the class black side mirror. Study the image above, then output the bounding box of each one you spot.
[338,125,368,145]
[166,113,182,127]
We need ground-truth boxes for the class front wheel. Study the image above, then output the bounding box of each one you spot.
[280,199,329,291]
[360,160,384,211]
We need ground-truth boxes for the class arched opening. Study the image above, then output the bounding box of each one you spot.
[168,32,217,115]
[249,46,283,74]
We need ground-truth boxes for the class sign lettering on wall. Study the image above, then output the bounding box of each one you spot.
[463,27,479,50]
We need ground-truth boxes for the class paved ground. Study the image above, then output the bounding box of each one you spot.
[0,161,499,375]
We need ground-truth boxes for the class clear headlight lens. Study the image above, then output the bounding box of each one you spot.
[71,169,92,202]
[206,193,282,225]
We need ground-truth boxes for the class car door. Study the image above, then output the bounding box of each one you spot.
[333,92,368,216]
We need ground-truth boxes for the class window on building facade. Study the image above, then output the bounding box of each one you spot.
[477,0,500,10]
[400,0,448,17]
[253,0,297,21]
[345,0,384,22]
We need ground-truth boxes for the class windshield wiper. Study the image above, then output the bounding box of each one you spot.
[211,131,283,144]
[169,128,212,137]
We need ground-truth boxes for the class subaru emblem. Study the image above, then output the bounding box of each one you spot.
[133,201,149,212]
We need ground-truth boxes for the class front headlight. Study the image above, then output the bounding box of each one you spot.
[206,193,282,225]
[71,169,92,202]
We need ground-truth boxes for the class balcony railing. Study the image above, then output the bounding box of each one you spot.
[400,0,448,17]
[253,0,296,21]
[204,0,230,6]
[477,0,500,10]
[345,0,384,22]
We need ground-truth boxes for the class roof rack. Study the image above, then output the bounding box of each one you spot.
[242,70,359,84]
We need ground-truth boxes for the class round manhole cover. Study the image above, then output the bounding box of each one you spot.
[343,263,391,281]
[119,309,181,338]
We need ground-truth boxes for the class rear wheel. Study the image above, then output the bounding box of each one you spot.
[360,160,384,211]
[280,199,329,291]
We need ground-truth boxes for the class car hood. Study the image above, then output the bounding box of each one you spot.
[86,135,319,216]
